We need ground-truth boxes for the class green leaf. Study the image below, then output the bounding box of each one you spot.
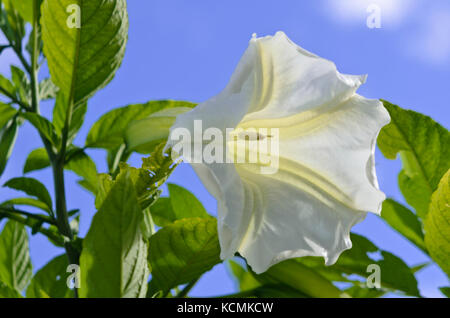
[380,199,426,253]
[0,102,17,129]
[21,113,60,147]
[79,171,149,298]
[41,0,128,106]
[344,285,386,298]
[150,198,175,227]
[10,65,30,104]
[86,100,195,150]
[295,234,420,296]
[397,169,432,219]
[255,259,345,298]
[1,197,52,214]
[125,106,193,153]
[4,0,33,23]
[378,101,450,217]
[0,1,26,42]
[4,177,52,211]
[0,282,22,299]
[141,208,155,241]
[167,183,208,218]
[151,183,209,227]
[148,217,221,295]
[424,169,450,277]
[39,78,59,100]
[0,220,33,291]
[23,148,50,173]
[228,260,261,292]
[26,255,72,298]
[93,174,114,210]
[52,92,87,144]
[336,234,419,296]
[0,74,15,97]
[0,281,22,298]
[440,287,450,298]
[66,150,98,194]
[0,118,19,177]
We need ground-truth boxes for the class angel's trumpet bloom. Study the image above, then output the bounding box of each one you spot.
[166,32,390,274]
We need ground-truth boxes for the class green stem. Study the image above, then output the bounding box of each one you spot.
[0,206,55,225]
[0,86,31,110]
[29,0,40,113]
[0,211,64,245]
[175,277,200,298]
[110,143,129,176]
[28,0,80,296]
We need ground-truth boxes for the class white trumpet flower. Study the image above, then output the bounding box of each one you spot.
[166,32,390,274]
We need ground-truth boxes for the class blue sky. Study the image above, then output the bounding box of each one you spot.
[1,0,449,297]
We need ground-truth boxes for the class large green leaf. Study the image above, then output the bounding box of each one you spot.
[0,118,19,177]
[26,255,72,298]
[378,101,450,218]
[151,183,209,227]
[86,100,195,150]
[424,169,450,277]
[380,199,426,253]
[41,0,128,105]
[148,217,221,295]
[79,171,148,298]
[295,234,420,296]
[4,177,52,211]
[0,220,33,291]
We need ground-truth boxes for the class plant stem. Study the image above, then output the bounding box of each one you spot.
[30,0,40,114]
[175,277,200,298]
[0,206,56,225]
[28,0,80,276]
[0,86,31,110]
[0,211,64,245]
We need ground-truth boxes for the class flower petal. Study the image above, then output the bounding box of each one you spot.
[241,31,367,124]
[234,171,366,274]
[276,95,390,214]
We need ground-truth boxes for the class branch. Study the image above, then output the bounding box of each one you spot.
[0,86,31,110]
[175,277,201,298]
[0,211,64,246]
[0,206,56,225]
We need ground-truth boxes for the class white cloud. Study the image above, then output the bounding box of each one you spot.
[325,0,416,28]
[407,9,450,65]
